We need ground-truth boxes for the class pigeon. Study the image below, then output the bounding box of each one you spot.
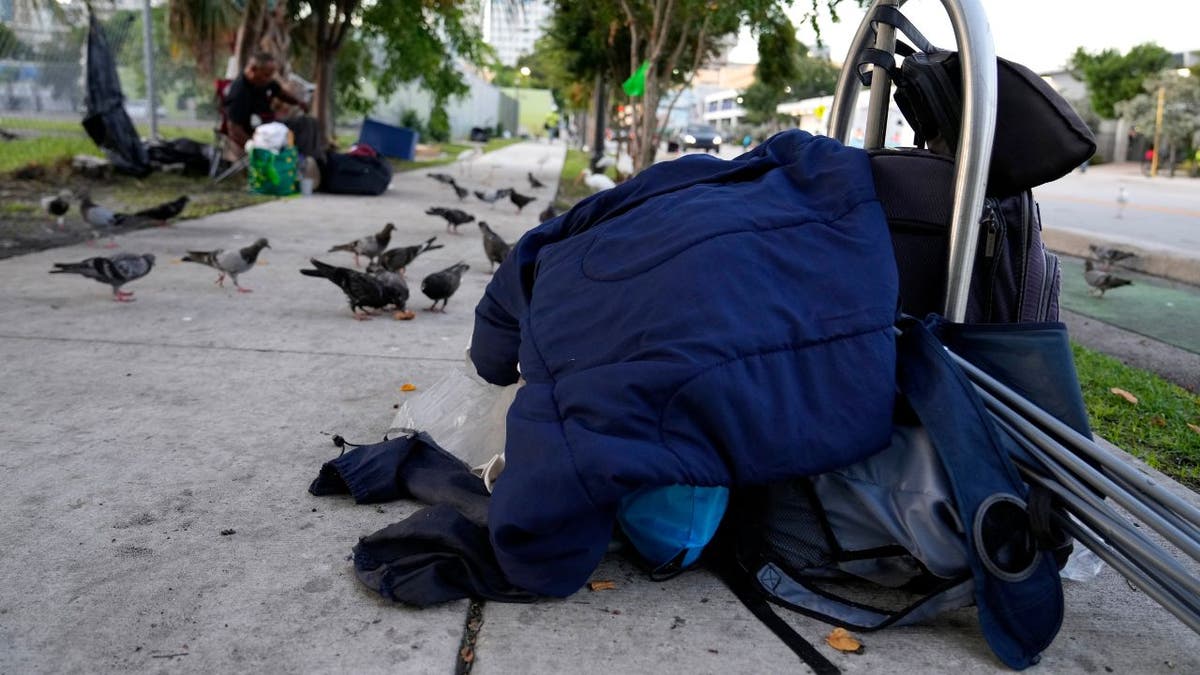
[538,203,560,223]
[49,253,155,302]
[478,222,511,272]
[421,262,470,312]
[448,180,469,201]
[80,194,127,247]
[427,172,456,185]
[132,195,189,224]
[578,169,616,193]
[41,190,71,227]
[425,206,476,234]
[0,128,16,141]
[300,258,410,320]
[508,189,536,213]
[1089,244,1136,269]
[1084,260,1132,297]
[473,188,512,208]
[1115,187,1129,219]
[527,172,545,189]
[328,223,396,267]
[377,236,444,275]
[366,265,415,320]
[181,238,270,293]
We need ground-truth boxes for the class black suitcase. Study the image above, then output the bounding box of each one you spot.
[320,152,393,196]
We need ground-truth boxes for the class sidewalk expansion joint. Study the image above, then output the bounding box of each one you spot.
[0,333,465,363]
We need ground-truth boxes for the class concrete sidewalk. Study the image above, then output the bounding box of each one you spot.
[1,142,1198,674]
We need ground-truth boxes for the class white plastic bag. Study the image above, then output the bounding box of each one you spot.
[389,349,519,478]
[252,121,291,152]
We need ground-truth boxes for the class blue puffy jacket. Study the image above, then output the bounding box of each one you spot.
[471,130,899,596]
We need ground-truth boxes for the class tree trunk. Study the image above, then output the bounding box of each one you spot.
[234,0,265,72]
[636,64,661,170]
[314,46,337,142]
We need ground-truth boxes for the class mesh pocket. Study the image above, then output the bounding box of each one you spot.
[761,480,835,573]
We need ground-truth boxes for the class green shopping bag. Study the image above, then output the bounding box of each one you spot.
[248,146,298,196]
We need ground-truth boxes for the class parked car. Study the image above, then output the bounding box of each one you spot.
[469,126,493,142]
[675,124,722,152]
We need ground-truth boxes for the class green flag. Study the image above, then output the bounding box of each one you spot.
[622,61,650,97]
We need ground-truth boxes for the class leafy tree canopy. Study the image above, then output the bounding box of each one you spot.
[1070,43,1173,118]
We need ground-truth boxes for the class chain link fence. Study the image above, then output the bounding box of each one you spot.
[1,2,217,144]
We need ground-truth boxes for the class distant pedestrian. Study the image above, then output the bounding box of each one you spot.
[742,134,752,151]
[1142,147,1155,175]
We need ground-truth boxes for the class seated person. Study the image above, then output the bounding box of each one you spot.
[224,52,326,163]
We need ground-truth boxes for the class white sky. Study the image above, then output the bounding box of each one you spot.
[729,0,1198,74]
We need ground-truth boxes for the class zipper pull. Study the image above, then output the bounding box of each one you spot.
[981,210,998,258]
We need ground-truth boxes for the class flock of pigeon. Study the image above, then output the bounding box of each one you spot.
[43,167,561,320]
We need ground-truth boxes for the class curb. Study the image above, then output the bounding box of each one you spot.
[1043,226,1200,287]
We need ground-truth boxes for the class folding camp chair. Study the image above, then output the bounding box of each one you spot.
[209,78,278,183]
[209,79,248,183]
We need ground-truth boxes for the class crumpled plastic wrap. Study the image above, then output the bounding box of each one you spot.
[389,346,519,486]
[246,121,292,153]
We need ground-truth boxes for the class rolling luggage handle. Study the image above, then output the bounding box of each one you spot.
[828,0,997,322]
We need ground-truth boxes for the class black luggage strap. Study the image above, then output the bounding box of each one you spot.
[855,5,937,86]
[712,555,840,675]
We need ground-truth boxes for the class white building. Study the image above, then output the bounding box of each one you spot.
[776,92,915,148]
[700,89,747,131]
[479,0,552,67]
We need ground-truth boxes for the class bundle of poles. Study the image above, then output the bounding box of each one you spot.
[829,0,1200,634]
[954,352,1200,634]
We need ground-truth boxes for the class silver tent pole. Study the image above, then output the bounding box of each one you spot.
[954,350,1200,532]
[1054,514,1200,634]
[992,414,1200,599]
[984,390,1200,564]
[1020,468,1200,622]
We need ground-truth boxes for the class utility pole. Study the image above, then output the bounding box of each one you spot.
[1150,85,1165,177]
[142,0,159,139]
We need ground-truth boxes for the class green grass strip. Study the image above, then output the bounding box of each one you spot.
[1073,341,1200,488]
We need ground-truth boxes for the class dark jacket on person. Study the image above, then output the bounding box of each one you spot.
[470,129,901,596]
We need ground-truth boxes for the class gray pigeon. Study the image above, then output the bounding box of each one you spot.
[473,188,511,208]
[1088,244,1136,269]
[420,262,470,312]
[508,189,536,213]
[80,194,127,246]
[1084,260,1132,297]
[478,222,511,272]
[527,172,545,189]
[182,238,270,292]
[368,266,414,320]
[425,207,476,234]
[376,237,443,275]
[427,172,456,185]
[449,180,469,201]
[300,258,409,320]
[50,253,155,302]
[328,223,395,267]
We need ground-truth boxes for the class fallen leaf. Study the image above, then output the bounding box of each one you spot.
[1151,416,1167,427]
[459,647,474,663]
[1188,423,1200,435]
[588,580,616,591]
[826,627,863,653]
[400,383,417,392]
[1109,387,1138,404]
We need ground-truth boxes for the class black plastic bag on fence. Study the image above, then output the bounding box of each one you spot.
[82,11,151,178]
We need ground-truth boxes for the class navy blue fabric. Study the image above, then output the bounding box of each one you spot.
[309,433,490,526]
[898,317,1063,669]
[471,130,900,597]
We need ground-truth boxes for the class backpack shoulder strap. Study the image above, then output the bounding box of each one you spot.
[897,316,1063,670]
